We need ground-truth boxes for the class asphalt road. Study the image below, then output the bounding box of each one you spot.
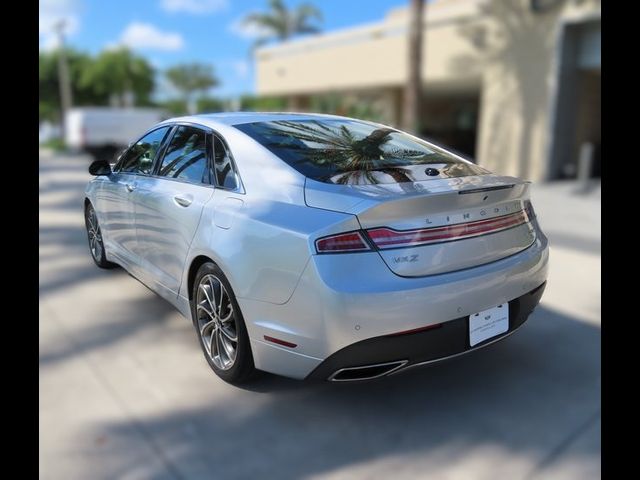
[39,150,601,480]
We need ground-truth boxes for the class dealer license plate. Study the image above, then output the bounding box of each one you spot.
[469,303,509,347]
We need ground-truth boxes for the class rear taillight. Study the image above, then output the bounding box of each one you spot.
[524,200,536,219]
[315,231,371,253]
[367,210,529,250]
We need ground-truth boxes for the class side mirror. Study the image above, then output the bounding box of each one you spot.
[89,159,112,176]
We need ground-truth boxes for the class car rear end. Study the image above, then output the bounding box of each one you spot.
[304,177,547,380]
[234,116,549,381]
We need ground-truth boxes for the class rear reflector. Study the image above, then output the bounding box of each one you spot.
[387,323,443,337]
[367,209,530,249]
[315,231,371,253]
[263,335,297,348]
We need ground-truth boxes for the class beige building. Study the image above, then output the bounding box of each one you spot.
[254,0,601,181]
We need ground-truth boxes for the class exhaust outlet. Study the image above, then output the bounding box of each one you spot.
[328,360,409,382]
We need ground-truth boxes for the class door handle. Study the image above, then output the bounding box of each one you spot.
[173,195,193,207]
[126,183,136,192]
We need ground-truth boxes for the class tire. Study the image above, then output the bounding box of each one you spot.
[191,262,256,384]
[84,203,116,269]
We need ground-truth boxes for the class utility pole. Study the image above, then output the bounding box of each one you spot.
[54,19,73,140]
[403,0,424,134]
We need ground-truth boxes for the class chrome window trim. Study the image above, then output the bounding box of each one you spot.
[117,121,246,194]
[113,125,173,175]
[151,122,214,188]
[211,131,246,195]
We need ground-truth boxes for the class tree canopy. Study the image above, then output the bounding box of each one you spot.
[165,63,219,114]
[166,63,219,95]
[39,48,105,121]
[39,47,155,122]
[81,48,155,107]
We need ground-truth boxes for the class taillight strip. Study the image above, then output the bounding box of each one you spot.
[315,231,371,253]
[367,209,530,249]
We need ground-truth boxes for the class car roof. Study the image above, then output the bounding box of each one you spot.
[160,111,364,129]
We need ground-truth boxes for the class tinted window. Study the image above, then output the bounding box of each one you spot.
[213,134,240,190]
[119,127,171,174]
[234,119,489,185]
[157,126,209,184]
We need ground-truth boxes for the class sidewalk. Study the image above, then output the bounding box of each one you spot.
[531,181,601,326]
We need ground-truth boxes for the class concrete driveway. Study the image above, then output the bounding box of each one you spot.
[39,150,600,480]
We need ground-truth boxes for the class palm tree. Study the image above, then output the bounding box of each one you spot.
[403,0,425,134]
[255,120,432,184]
[242,0,322,49]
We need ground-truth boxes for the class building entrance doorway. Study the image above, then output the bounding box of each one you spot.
[420,92,480,161]
[549,18,600,180]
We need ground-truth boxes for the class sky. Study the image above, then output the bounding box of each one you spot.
[39,0,409,99]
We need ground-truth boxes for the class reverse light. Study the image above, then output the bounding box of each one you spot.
[315,231,371,253]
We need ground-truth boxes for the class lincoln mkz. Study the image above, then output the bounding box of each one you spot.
[84,113,548,383]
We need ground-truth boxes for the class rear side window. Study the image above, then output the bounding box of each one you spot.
[213,134,240,191]
[234,119,489,185]
[118,126,171,174]
[157,126,209,184]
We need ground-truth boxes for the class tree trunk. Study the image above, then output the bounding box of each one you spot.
[403,0,424,134]
[187,95,197,115]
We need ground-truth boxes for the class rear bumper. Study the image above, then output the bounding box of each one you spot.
[240,231,548,380]
[307,281,546,381]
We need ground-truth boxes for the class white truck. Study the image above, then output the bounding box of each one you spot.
[65,107,167,161]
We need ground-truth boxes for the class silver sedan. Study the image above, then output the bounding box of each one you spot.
[84,113,549,384]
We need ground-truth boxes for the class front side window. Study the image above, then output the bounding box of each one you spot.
[118,127,171,175]
[234,119,489,185]
[157,126,209,184]
[213,134,240,190]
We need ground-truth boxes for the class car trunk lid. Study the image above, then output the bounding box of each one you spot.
[305,175,536,276]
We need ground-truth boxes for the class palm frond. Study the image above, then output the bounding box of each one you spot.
[296,3,323,21]
[270,0,288,18]
[242,13,284,31]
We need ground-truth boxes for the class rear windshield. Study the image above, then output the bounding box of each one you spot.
[234,119,489,185]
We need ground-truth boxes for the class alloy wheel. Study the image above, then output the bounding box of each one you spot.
[196,274,238,370]
[86,205,104,262]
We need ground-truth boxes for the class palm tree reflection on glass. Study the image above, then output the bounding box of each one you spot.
[239,120,489,185]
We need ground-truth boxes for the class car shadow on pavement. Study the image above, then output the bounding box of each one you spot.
[39,223,127,298]
[85,305,600,480]
[39,293,179,368]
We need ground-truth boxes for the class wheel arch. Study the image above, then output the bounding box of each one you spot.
[187,255,216,300]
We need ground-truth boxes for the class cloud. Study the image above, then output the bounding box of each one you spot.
[228,15,271,40]
[39,0,81,50]
[161,0,228,14]
[115,22,185,51]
